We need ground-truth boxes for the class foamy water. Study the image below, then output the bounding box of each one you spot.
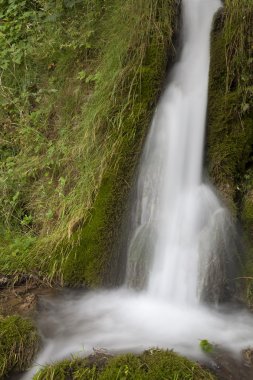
[23,289,253,379]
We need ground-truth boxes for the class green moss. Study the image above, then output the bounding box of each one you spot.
[207,2,253,209]
[0,315,39,378]
[32,349,216,380]
[241,191,253,305]
[101,350,215,380]
[207,0,253,305]
[242,192,253,234]
[62,176,116,286]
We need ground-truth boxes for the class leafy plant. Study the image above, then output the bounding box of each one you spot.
[0,0,44,70]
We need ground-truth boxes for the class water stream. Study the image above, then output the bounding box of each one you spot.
[23,0,253,378]
[126,0,237,304]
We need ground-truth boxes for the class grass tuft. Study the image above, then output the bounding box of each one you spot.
[0,315,39,378]
[32,349,216,380]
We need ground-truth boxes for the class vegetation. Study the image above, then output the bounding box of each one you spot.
[32,349,216,380]
[0,315,39,378]
[208,0,253,205]
[199,339,213,354]
[207,0,253,303]
[0,0,178,285]
[0,0,252,378]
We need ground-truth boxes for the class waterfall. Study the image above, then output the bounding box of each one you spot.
[125,0,236,304]
[22,1,253,378]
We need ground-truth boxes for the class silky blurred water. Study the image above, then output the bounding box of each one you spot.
[126,0,224,303]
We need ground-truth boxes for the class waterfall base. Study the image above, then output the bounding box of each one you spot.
[21,288,253,379]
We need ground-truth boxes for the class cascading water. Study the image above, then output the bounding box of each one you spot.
[22,1,253,378]
[125,0,236,304]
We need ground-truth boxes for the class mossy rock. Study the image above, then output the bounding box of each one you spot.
[32,349,216,380]
[0,315,39,378]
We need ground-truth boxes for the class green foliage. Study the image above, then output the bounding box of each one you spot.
[199,340,213,354]
[0,0,178,284]
[0,315,39,378]
[32,349,216,380]
[0,221,37,273]
[60,0,179,285]
[0,0,42,69]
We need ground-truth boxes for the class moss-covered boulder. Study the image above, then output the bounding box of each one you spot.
[32,349,216,380]
[0,315,39,378]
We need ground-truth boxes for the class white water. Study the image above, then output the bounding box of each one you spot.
[126,0,226,303]
[23,0,253,378]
